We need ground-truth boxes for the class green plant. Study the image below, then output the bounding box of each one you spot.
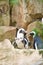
[33,28,39,36]
[9,0,19,5]
[38,0,43,2]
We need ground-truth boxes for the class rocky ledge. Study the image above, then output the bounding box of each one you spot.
[0,26,16,41]
[0,39,43,65]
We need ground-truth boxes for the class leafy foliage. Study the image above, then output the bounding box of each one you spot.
[9,0,19,5]
[33,28,39,36]
[38,0,43,2]
[25,0,43,3]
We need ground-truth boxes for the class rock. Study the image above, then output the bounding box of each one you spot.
[26,0,43,18]
[11,0,30,29]
[0,39,42,65]
[0,26,16,41]
[16,41,24,49]
[27,22,37,33]
[0,0,10,26]
[0,39,15,65]
[11,0,43,28]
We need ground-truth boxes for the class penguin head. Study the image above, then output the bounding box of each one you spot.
[30,31,36,38]
[17,28,27,35]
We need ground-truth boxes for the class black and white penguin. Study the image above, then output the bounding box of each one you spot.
[30,31,43,49]
[13,28,30,49]
[17,28,27,40]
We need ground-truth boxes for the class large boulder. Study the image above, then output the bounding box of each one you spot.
[0,39,43,65]
[0,0,10,26]
[0,26,16,41]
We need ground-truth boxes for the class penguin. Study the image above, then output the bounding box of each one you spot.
[30,31,43,49]
[13,28,30,49]
[17,28,27,40]
[34,36,43,49]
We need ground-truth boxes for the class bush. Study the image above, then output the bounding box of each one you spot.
[9,0,19,5]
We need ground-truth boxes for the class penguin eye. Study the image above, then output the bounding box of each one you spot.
[19,30,25,34]
[24,33,26,36]
[30,33,34,36]
[19,30,22,33]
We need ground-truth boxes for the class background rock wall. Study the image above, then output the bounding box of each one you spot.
[0,26,16,41]
[11,0,43,28]
[0,0,43,41]
[0,0,10,26]
[0,0,43,27]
